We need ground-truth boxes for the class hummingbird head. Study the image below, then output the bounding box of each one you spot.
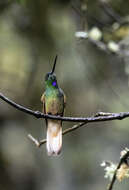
[45,55,58,88]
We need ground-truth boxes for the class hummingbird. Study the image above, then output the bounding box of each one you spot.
[41,55,66,156]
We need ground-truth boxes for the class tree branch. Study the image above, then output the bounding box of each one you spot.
[100,1,122,23]
[1,93,129,123]
[28,122,86,147]
[108,148,129,190]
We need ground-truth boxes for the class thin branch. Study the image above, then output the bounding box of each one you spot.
[108,148,129,190]
[28,134,41,147]
[1,93,129,123]
[28,122,86,147]
[28,134,45,147]
[100,1,129,26]
[100,1,122,23]
[62,122,86,135]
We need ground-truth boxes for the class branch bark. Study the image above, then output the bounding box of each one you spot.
[1,93,129,123]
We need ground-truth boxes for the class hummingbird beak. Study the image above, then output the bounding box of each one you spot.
[51,55,58,74]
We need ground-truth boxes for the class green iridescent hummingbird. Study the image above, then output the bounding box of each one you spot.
[41,56,66,156]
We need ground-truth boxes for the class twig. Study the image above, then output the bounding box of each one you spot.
[28,134,41,147]
[108,148,129,190]
[100,1,129,26]
[28,122,86,147]
[1,93,129,123]
[100,1,122,23]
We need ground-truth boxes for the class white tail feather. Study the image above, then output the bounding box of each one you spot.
[46,120,62,156]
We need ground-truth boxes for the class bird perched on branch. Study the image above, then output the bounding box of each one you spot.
[41,56,66,156]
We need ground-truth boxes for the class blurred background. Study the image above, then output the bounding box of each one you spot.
[0,0,129,189]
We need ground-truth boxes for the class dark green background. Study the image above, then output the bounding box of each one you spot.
[0,0,129,190]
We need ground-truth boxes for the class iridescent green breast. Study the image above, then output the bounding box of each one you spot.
[45,88,64,115]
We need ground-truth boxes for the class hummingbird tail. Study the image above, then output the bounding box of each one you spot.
[46,120,62,156]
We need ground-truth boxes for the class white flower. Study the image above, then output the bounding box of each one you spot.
[104,164,117,181]
[100,161,106,167]
[107,41,119,53]
[75,31,88,39]
[88,27,102,41]
[101,161,117,181]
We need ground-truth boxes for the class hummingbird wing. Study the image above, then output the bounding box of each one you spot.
[41,92,48,125]
[58,88,66,116]
[63,93,66,113]
[41,93,45,113]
